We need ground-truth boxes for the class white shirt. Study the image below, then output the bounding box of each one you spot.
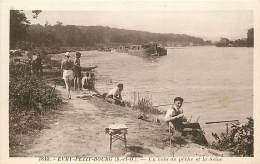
[107,87,121,98]
[164,106,183,122]
[82,76,88,85]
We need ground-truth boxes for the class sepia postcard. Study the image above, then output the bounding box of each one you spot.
[0,0,259,163]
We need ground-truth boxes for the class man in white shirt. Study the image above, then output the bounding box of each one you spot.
[165,97,186,132]
[106,83,124,105]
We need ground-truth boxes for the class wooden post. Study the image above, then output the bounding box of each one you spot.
[150,94,153,106]
[196,116,200,123]
[169,125,172,147]
[124,133,127,151]
[110,134,112,152]
[29,88,32,110]
[133,91,136,106]
[226,123,229,135]
[189,115,193,122]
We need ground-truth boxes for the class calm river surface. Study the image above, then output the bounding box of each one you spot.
[62,46,253,138]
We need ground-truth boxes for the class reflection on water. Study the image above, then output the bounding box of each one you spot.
[78,47,253,139]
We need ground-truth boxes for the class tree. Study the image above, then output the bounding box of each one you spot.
[56,21,63,26]
[10,10,30,49]
[215,37,230,47]
[10,10,42,49]
[247,28,254,47]
[32,10,42,19]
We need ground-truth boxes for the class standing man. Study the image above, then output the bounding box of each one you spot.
[73,52,81,91]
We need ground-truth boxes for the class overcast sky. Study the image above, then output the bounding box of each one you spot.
[24,10,253,41]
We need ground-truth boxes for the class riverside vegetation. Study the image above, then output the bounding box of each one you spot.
[9,61,62,152]
[211,117,253,157]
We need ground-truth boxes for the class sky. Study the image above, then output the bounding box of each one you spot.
[24,10,253,41]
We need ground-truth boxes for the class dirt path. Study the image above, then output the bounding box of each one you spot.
[17,86,225,157]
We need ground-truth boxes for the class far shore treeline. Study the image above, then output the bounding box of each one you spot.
[215,28,254,47]
[11,10,254,52]
[10,10,211,51]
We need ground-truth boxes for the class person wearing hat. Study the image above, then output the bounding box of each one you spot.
[164,97,187,133]
[73,52,81,91]
[106,83,124,106]
[61,52,74,99]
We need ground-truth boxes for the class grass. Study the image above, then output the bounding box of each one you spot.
[132,95,163,115]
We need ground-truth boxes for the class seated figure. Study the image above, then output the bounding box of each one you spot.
[82,72,90,89]
[164,97,187,133]
[82,72,100,95]
[106,83,125,106]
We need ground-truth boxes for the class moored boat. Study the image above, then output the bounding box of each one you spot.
[128,43,167,56]
[81,65,98,71]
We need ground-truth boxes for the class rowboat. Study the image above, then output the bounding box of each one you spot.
[81,65,98,71]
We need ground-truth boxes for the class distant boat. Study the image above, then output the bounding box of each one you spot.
[128,43,167,56]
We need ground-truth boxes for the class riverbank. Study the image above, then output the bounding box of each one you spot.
[11,83,232,157]
[10,49,252,157]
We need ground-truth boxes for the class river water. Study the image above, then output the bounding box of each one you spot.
[60,46,253,139]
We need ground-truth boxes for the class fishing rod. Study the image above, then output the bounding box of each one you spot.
[152,103,173,107]
[205,119,240,135]
[152,101,192,107]
[205,120,239,124]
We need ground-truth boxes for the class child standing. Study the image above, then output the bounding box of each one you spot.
[73,52,81,90]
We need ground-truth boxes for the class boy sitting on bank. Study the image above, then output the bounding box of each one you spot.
[106,83,125,106]
[82,72,100,95]
[82,72,90,90]
[164,97,208,145]
[164,97,187,133]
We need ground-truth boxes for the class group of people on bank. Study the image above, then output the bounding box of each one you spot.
[61,51,96,99]
[61,52,124,106]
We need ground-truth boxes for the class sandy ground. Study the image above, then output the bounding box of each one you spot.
[12,86,229,157]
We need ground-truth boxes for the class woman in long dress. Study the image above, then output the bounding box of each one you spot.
[61,52,74,99]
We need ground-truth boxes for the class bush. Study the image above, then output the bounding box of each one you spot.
[9,63,62,112]
[211,117,254,156]
[9,62,62,136]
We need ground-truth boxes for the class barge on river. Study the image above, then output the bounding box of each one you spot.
[116,43,167,56]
